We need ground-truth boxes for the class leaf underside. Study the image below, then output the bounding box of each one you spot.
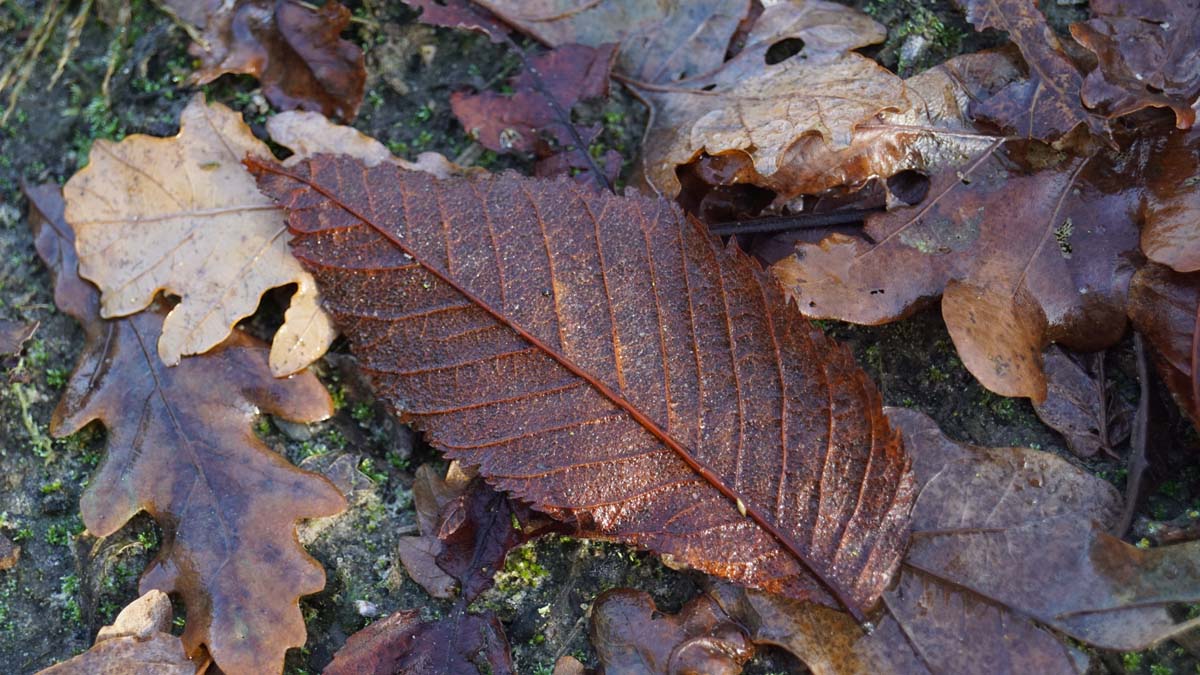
[250,156,914,617]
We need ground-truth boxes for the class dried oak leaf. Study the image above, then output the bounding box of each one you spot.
[174,0,366,121]
[1128,263,1200,429]
[249,157,914,619]
[708,408,1200,675]
[1033,345,1133,458]
[693,48,1021,204]
[629,0,905,198]
[29,184,346,675]
[955,0,1108,142]
[774,139,1145,401]
[39,590,203,675]
[450,42,622,184]
[1138,127,1200,272]
[63,95,336,377]
[1069,0,1200,129]
[323,608,514,675]
[589,588,755,675]
[0,318,35,356]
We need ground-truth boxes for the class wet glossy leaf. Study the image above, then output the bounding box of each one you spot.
[955,0,1108,142]
[1138,127,1200,272]
[250,156,914,619]
[28,184,346,675]
[170,0,366,120]
[1070,0,1200,128]
[589,588,754,674]
[775,138,1146,401]
[1128,263,1200,428]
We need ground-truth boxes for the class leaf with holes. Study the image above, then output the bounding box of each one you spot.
[249,156,913,619]
[28,183,346,675]
[774,135,1148,402]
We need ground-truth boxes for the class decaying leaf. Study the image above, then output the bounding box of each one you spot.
[29,184,346,675]
[0,318,35,356]
[630,0,905,198]
[775,137,1146,401]
[1138,127,1200,272]
[170,0,366,120]
[63,95,336,377]
[450,42,621,183]
[474,0,756,84]
[403,0,510,42]
[398,463,564,602]
[324,608,514,675]
[1128,263,1200,428]
[1070,0,1200,129]
[589,588,754,675]
[250,156,914,619]
[1033,345,1133,458]
[37,591,201,675]
[955,0,1107,142]
[699,408,1200,675]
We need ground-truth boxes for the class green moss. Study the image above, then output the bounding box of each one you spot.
[495,543,549,592]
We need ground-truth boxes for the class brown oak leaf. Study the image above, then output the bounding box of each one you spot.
[955,0,1108,142]
[172,0,366,120]
[1070,0,1200,129]
[774,137,1147,401]
[249,157,914,620]
[703,408,1200,675]
[324,607,514,675]
[27,183,346,675]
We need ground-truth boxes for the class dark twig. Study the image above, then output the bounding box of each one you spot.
[498,33,614,194]
[1191,299,1200,410]
[709,208,877,236]
[1114,332,1150,538]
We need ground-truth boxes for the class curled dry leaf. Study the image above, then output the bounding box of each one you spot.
[27,183,346,675]
[702,408,1200,675]
[775,138,1146,401]
[37,591,200,675]
[170,0,366,120]
[1138,127,1200,273]
[589,588,754,675]
[1033,345,1133,458]
[63,95,336,377]
[450,42,622,184]
[1069,0,1200,129]
[1128,263,1200,429]
[250,156,914,619]
[324,608,514,675]
[955,0,1107,142]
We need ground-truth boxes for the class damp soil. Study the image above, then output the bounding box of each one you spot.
[0,1,1195,674]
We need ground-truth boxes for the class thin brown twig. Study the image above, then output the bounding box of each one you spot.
[710,208,877,236]
[1114,332,1150,538]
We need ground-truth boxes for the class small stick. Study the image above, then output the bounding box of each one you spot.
[709,208,876,236]
[1113,332,1150,538]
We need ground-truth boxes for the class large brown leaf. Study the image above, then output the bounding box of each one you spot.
[27,184,346,675]
[1070,0,1200,129]
[955,0,1108,142]
[1128,263,1200,429]
[774,138,1146,401]
[324,608,514,675]
[1138,127,1200,272]
[249,157,914,618]
[700,408,1200,675]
